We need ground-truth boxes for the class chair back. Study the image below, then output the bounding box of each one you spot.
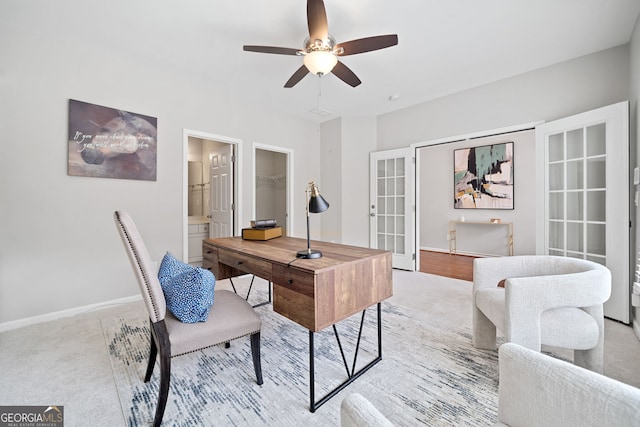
[114,211,166,323]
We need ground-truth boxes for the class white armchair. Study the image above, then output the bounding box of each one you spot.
[496,343,640,427]
[472,255,611,373]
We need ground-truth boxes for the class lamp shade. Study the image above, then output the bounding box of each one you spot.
[303,50,338,76]
[308,184,329,213]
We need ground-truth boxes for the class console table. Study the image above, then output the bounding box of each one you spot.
[449,220,514,256]
[202,236,393,411]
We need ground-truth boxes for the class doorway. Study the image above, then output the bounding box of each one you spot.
[253,143,293,234]
[183,129,242,264]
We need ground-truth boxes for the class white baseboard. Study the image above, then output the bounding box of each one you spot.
[0,294,142,333]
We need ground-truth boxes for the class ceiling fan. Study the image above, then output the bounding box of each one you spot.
[243,0,398,88]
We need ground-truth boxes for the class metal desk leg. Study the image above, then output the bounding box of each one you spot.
[229,276,272,308]
[308,303,382,412]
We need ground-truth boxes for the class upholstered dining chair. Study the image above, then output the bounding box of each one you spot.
[472,255,611,373]
[114,211,263,426]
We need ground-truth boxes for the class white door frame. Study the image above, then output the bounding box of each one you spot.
[252,142,294,234]
[411,121,542,264]
[183,129,243,262]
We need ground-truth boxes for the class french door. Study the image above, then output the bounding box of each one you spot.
[536,101,629,323]
[369,148,415,270]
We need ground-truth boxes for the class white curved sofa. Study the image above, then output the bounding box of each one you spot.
[473,255,611,372]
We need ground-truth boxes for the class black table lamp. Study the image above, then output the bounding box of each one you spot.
[297,181,330,259]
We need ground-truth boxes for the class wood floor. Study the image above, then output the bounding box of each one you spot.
[419,250,475,282]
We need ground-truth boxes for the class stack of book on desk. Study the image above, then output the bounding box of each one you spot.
[242,219,282,240]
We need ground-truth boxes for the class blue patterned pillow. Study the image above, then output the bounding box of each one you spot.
[158,252,215,323]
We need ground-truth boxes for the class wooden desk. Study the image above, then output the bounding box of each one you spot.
[203,236,393,332]
[202,236,393,411]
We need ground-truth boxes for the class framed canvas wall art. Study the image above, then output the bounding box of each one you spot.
[68,99,157,181]
[454,141,514,209]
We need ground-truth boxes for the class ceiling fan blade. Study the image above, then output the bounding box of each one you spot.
[307,0,329,41]
[335,34,398,56]
[331,61,361,87]
[284,65,309,88]
[243,45,301,56]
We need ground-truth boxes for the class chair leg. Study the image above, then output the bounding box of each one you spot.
[149,320,171,427]
[153,348,171,427]
[250,331,263,385]
[144,326,158,382]
[472,306,498,350]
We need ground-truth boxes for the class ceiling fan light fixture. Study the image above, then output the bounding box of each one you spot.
[303,50,337,76]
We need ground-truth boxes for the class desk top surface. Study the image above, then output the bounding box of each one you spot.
[204,236,390,273]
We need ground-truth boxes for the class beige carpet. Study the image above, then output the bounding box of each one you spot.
[0,270,639,427]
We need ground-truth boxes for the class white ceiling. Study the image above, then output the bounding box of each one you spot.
[41,0,640,122]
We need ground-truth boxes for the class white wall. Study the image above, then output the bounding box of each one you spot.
[419,129,536,256]
[0,5,319,324]
[377,45,630,150]
[320,117,377,247]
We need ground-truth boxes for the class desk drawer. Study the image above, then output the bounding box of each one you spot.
[272,264,316,330]
[272,265,314,298]
[218,248,272,279]
[202,243,217,263]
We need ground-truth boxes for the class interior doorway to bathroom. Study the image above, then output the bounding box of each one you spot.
[184,129,242,265]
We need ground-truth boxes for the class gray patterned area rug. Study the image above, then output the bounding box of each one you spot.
[103,288,499,426]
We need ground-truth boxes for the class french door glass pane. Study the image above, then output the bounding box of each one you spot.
[549,163,564,190]
[566,192,583,221]
[549,192,564,219]
[549,221,564,249]
[586,124,606,156]
[377,160,386,177]
[549,133,564,161]
[386,159,395,176]
[587,191,605,222]
[567,222,583,252]
[586,158,606,189]
[387,178,395,196]
[587,224,606,255]
[396,196,405,214]
[566,128,584,159]
[386,216,394,234]
[566,160,583,190]
[396,236,405,254]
